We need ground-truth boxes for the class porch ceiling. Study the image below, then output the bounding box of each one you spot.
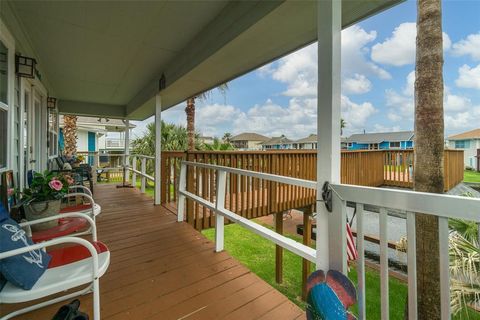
[2,0,402,120]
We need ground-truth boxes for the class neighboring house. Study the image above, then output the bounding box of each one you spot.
[59,116,135,166]
[341,137,349,150]
[262,135,293,150]
[198,135,215,145]
[447,128,480,170]
[292,134,318,150]
[345,131,414,150]
[231,132,270,150]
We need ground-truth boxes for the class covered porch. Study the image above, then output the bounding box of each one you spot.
[2,0,479,319]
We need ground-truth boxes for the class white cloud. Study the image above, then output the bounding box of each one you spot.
[342,25,391,80]
[455,64,480,90]
[444,92,471,112]
[385,71,477,134]
[371,22,451,67]
[264,25,390,98]
[372,124,401,133]
[342,74,372,95]
[445,107,480,129]
[341,95,377,134]
[387,112,402,122]
[452,32,480,61]
[231,98,318,139]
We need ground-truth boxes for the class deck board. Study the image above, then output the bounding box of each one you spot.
[2,184,305,320]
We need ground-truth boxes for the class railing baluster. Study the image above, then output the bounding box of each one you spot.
[132,156,137,187]
[356,203,366,320]
[215,170,227,252]
[141,157,146,193]
[439,216,451,320]
[177,162,187,222]
[379,207,389,320]
[406,211,417,319]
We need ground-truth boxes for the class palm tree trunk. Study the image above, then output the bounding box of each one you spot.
[63,115,78,155]
[414,0,444,318]
[185,97,195,151]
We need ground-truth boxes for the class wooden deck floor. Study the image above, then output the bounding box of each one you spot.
[4,184,305,320]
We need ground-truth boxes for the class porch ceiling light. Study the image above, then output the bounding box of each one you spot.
[47,97,57,109]
[15,55,37,78]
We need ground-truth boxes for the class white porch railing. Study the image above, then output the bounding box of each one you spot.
[127,155,155,193]
[177,160,480,320]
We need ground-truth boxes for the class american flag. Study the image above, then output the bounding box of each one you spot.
[346,222,358,261]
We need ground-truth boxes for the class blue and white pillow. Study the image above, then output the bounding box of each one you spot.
[0,203,51,290]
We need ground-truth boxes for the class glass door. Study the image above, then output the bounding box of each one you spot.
[22,80,47,185]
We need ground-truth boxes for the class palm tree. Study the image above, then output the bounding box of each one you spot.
[222,132,233,143]
[340,119,346,136]
[185,98,196,151]
[414,0,445,317]
[63,115,78,155]
[132,121,199,179]
[201,138,234,151]
[185,83,229,151]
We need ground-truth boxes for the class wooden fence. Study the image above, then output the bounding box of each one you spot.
[161,149,464,230]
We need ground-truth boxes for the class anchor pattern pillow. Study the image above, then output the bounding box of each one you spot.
[0,210,51,290]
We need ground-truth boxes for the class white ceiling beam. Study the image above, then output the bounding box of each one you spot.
[58,100,126,118]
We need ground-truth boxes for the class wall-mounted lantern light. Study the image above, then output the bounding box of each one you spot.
[47,97,57,109]
[15,55,36,78]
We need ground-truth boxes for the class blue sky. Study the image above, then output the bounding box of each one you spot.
[132,0,480,140]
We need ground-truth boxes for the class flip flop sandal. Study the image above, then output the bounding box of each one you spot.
[71,311,89,320]
[51,299,81,320]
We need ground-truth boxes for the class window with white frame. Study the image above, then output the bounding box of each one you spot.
[390,141,401,148]
[48,107,58,157]
[455,140,470,149]
[0,39,8,169]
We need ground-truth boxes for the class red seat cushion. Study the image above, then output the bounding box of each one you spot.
[60,204,92,213]
[48,241,109,269]
[31,217,88,243]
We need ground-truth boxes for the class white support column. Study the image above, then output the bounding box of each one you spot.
[154,93,162,205]
[124,120,130,182]
[316,0,343,272]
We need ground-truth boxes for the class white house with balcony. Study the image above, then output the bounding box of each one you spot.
[447,128,480,170]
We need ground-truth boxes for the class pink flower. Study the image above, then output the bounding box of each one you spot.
[49,179,63,191]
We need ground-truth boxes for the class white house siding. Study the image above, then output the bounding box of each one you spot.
[76,130,90,152]
[247,141,264,150]
[448,139,480,168]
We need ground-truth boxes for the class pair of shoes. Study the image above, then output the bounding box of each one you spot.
[52,299,89,320]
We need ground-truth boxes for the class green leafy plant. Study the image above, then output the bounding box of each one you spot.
[20,171,73,203]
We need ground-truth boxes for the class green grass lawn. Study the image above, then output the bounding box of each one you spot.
[465,170,480,183]
[202,223,479,319]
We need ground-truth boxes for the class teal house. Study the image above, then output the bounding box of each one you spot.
[344,131,414,151]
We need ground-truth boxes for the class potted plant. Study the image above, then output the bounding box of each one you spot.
[20,171,74,231]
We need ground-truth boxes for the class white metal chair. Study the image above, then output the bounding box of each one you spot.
[0,213,110,320]
[61,185,102,218]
